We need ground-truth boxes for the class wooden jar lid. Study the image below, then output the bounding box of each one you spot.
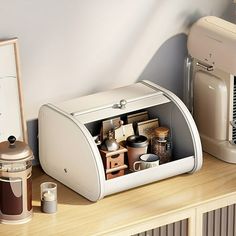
[154,127,169,138]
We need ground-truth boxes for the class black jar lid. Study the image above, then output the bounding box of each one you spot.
[0,136,33,162]
[126,135,148,148]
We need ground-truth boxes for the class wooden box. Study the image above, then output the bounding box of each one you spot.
[100,146,127,180]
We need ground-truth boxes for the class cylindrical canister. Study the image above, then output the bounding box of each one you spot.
[0,136,34,224]
[40,182,57,214]
[126,135,149,171]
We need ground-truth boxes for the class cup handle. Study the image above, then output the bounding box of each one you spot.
[133,161,142,171]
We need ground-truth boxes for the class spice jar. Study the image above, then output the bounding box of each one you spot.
[151,127,172,164]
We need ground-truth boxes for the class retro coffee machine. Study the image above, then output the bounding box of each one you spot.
[186,16,236,163]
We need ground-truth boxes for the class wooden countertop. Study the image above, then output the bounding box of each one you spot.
[1,153,236,235]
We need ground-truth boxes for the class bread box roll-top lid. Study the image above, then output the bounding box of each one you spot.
[0,135,33,162]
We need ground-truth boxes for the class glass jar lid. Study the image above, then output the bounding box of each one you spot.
[0,136,33,162]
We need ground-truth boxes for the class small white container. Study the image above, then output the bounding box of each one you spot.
[40,182,57,214]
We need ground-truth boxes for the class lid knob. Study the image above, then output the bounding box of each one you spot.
[8,135,16,146]
[119,99,127,109]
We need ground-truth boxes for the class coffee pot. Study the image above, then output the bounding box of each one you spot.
[0,136,33,224]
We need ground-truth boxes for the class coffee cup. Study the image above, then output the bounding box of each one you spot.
[133,154,159,171]
[126,135,149,171]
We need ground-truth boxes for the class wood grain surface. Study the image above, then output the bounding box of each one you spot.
[1,153,236,235]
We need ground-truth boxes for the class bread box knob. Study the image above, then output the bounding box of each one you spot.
[119,99,127,109]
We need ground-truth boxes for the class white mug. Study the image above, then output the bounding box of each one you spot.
[133,154,159,171]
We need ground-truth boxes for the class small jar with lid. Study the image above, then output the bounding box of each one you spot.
[151,127,172,164]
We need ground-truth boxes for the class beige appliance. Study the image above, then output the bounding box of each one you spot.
[187,16,236,163]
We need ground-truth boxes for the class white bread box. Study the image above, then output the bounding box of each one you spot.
[38,80,202,201]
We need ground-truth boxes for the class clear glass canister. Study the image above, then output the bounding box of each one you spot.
[151,127,172,164]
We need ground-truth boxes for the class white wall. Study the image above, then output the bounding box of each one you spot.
[0,0,233,157]
[0,0,232,120]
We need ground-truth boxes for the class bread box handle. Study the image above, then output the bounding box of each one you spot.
[113,99,127,109]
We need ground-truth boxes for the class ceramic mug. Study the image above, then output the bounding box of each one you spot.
[133,154,159,171]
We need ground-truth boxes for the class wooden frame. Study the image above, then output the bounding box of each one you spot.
[137,118,159,140]
[0,38,27,143]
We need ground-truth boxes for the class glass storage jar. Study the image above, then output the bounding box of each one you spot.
[151,127,172,164]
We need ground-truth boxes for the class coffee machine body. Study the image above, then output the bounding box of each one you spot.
[187,16,236,163]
